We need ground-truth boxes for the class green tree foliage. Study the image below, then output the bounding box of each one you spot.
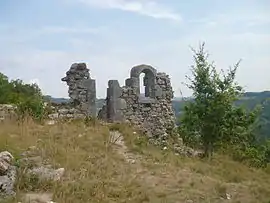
[178,43,268,166]
[0,73,46,120]
[0,73,12,103]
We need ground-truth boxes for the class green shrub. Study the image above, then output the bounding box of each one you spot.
[0,72,47,121]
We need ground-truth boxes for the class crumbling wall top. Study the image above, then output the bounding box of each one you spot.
[61,63,89,82]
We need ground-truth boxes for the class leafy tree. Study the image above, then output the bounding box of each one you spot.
[0,72,46,121]
[0,73,12,103]
[178,43,259,159]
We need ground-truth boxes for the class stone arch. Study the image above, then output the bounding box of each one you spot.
[129,64,157,98]
[130,64,157,78]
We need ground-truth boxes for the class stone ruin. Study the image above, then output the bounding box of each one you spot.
[98,65,176,142]
[62,63,176,142]
[0,104,16,121]
[61,63,96,117]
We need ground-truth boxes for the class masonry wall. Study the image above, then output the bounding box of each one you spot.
[61,63,96,117]
[47,103,85,120]
[0,103,85,122]
[98,65,176,143]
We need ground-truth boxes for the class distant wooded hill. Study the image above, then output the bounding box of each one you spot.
[172,91,270,117]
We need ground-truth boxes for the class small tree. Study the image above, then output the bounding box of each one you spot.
[179,43,259,159]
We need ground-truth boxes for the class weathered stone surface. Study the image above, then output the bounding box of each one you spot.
[105,80,126,122]
[27,166,65,181]
[0,151,16,199]
[0,149,65,200]
[0,151,13,175]
[20,147,65,182]
[62,63,96,117]
[98,64,176,144]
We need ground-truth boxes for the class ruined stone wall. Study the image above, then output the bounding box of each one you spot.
[0,104,16,121]
[0,103,85,122]
[98,65,176,143]
[61,63,96,117]
[47,103,85,120]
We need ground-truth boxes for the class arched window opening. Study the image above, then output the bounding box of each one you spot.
[129,65,157,102]
[139,73,147,97]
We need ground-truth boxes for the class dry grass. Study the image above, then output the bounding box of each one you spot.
[0,119,270,203]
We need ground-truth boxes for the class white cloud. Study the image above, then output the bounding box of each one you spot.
[77,0,182,21]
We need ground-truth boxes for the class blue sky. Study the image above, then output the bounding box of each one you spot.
[0,0,269,98]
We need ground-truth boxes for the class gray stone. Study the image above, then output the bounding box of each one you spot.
[62,63,96,117]
[0,151,13,175]
[0,151,16,199]
[27,166,65,181]
[58,108,69,114]
[0,166,16,198]
[48,113,58,119]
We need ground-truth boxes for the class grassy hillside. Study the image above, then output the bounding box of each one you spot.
[1,119,270,203]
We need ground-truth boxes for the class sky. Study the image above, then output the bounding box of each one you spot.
[0,0,269,98]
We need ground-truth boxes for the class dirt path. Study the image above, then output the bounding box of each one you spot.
[109,131,139,164]
[109,131,177,189]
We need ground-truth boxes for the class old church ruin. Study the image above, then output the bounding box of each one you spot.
[62,63,176,141]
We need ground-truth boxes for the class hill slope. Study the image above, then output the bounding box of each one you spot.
[1,120,270,203]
